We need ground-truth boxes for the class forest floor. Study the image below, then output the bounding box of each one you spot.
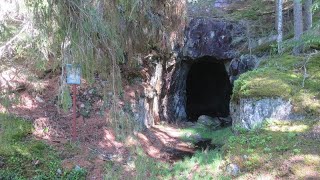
[0,70,223,179]
[1,70,320,179]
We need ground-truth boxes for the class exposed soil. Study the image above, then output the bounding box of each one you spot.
[4,73,201,179]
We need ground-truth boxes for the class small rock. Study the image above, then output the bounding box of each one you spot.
[186,122,195,127]
[88,89,94,94]
[226,163,240,176]
[57,168,62,175]
[35,96,45,103]
[197,115,221,129]
[243,155,248,159]
[218,116,232,124]
[192,133,203,142]
[74,165,82,171]
[33,159,40,166]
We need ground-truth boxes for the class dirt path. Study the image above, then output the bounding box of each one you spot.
[4,75,196,178]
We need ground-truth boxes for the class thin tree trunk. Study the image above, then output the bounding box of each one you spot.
[304,0,313,30]
[277,0,283,54]
[293,0,303,55]
[275,0,279,30]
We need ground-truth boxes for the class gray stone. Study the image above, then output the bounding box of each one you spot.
[229,54,258,84]
[35,96,45,103]
[197,115,221,129]
[191,133,203,142]
[74,165,82,171]
[182,18,245,60]
[226,163,240,176]
[230,98,303,130]
[88,89,94,94]
[218,116,232,124]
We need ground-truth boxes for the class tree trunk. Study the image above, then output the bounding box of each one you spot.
[293,0,303,55]
[275,0,279,30]
[276,0,283,54]
[304,0,313,30]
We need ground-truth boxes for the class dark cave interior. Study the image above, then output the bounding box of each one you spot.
[186,56,232,121]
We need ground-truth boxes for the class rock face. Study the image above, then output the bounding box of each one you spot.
[229,54,258,83]
[132,16,250,126]
[160,18,246,123]
[182,18,245,60]
[230,98,300,130]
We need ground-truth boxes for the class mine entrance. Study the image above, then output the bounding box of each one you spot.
[186,56,232,121]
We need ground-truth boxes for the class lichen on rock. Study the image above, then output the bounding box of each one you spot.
[230,98,300,130]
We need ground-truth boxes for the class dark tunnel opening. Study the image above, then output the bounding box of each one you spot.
[186,56,232,121]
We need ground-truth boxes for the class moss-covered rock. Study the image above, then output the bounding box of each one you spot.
[232,53,320,116]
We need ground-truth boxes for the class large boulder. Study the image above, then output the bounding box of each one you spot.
[230,98,302,130]
[197,115,221,129]
[182,17,245,60]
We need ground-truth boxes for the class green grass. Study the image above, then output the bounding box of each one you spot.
[223,119,320,178]
[232,53,320,116]
[0,113,86,179]
[181,126,233,145]
[100,119,320,179]
[122,147,229,180]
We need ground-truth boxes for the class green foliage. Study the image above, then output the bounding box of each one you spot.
[109,107,142,142]
[0,22,19,44]
[182,126,233,145]
[104,161,123,180]
[60,87,72,112]
[0,114,86,179]
[26,0,175,83]
[168,150,227,179]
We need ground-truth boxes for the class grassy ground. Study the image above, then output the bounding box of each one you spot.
[119,119,320,179]
[0,114,86,179]
[1,113,320,179]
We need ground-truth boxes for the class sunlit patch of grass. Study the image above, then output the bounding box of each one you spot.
[223,119,320,178]
[164,149,227,179]
[289,156,320,179]
[181,126,233,145]
[264,120,312,133]
[103,138,230,179]
[303,154,320,165]
[102,120,320,179]
[0,113,86,179]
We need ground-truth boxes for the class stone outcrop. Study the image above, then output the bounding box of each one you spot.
[182,17,245,60]
[160,17,246,123]
[229,54,258,83]
[230,98,302,130]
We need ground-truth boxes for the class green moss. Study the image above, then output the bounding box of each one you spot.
[232,53,320,116]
